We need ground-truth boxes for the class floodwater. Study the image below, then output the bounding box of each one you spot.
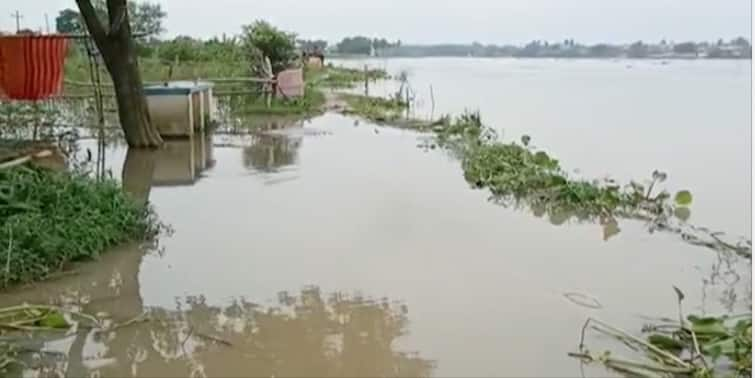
[0,58,751,377]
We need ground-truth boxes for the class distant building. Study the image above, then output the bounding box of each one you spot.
[302,50,324,68]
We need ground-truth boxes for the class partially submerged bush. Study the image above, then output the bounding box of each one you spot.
[313,65,389,88]
[241,20,298,75]
[341,93,408,122]
[218,82,326,118]
[0,166,161,286]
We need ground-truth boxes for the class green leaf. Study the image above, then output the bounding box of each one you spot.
[734,319,752,334]
[688,316,729,336]
[38,311,69,329]
[648,334,685,353]
[674,190,693,206]
[549,211,570,226]
[548,175,567,186]
[673,207,691,222]
[702,338,736,358]
[533,151,553,167]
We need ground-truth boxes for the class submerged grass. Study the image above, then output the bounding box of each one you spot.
[0,165,161,286]
[308,65,389,89]
[340,93,410,123]
[218,83,327,117]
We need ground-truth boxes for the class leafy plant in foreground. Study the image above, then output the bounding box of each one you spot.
[0,166,163,286]
[572,288,751,377]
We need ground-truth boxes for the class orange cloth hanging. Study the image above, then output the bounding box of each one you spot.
[0,35,69,100]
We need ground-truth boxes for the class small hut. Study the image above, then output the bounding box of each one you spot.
[302,50,325,69]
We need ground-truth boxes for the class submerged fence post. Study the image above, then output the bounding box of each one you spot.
[430,84,435,121]
[364,65,369,96]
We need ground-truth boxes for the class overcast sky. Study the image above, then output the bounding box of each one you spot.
[3,0,751,44]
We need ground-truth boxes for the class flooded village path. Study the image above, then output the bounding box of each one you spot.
[0,58,751,377]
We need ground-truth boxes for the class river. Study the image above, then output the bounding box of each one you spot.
[0,58,750,377]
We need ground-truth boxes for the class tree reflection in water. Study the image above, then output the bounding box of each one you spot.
[242,133,301,173]
[52,286,435,378]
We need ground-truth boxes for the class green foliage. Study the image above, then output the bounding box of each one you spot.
[241,20,298,74]
[37,311,69,329]
[335,36,373,55]
[675,190,693,206]
[335,36,400,55]
[130,1,167,37]
[644,315,752,377]
[673,42,699,55]
[219,84,326,118]
[0,166,161,286]
[153,36,245,63]
[0,341,17,374]
[297,39,328,52]
[575,287,751,378]
[432,112,690,222]
[55,8,82,34]
[627,41,648,58]
[62,0,166,36]
[341,93,408,122]
[309,65,389,89]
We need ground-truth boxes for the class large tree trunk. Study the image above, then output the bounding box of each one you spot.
[76,0,163,148]
[108,55,163,147]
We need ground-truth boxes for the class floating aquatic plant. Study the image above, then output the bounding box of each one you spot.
[434,111,692,221]
[572,288,751,377]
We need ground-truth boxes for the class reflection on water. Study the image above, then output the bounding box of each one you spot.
[61,287,433,378]
[699,249,753,314]
[4,276,433,377]
[120,135,215,202]
[243,134,301,173]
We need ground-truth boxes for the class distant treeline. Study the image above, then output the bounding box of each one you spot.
[331,38,752,59]
[47,3,752,61]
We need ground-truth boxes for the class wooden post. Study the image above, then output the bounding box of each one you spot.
[364,65,369,96]
[429,84,435,121]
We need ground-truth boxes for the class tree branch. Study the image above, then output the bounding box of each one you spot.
[74,0,106,45]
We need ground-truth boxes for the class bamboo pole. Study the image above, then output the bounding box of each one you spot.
[0,150,52,170]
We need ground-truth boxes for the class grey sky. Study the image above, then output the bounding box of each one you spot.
[3,0,751,44]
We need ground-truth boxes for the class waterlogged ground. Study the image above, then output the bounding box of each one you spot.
[0,59,751,377]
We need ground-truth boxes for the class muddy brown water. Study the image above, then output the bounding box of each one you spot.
[0,58,751,377]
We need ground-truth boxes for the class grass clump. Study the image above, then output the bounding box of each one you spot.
[341,93,409,122]
[309,65,389,89]
[0,166,161,286]
[217,82,326,118]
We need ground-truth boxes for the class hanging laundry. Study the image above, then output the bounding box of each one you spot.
[0,35,69,100]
